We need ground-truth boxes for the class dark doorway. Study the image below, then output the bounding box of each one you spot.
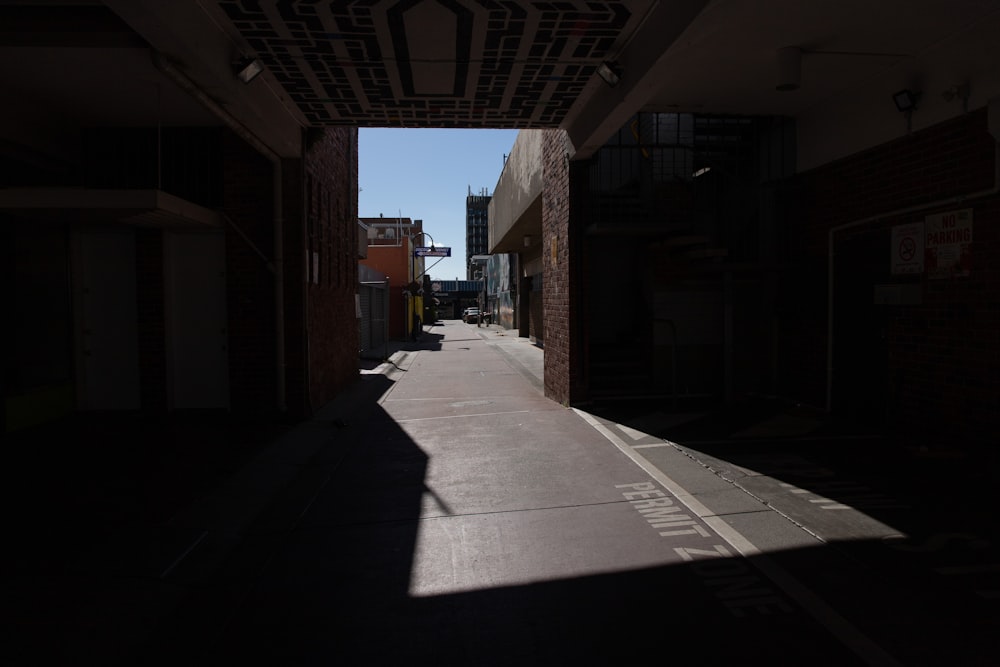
[832,231,890,428]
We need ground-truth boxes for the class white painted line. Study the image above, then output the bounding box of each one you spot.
[808,499,852,510]
[160,530,209,579]
[682,435,885,445]
[631,442,674,449]
[395,409,532,423]
[385,397,496,401]
[573,407,902,667]
[572,410,714,518]
[617,423,649,441]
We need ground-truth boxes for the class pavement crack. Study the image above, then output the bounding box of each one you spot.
[667,441,829,544]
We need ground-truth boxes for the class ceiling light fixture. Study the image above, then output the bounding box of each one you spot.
[775,47,801,91]
[597,61,622,88]
[235,57,264,84]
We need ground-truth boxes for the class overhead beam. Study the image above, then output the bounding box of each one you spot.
[104,0,304,158]
[562,0,709,159]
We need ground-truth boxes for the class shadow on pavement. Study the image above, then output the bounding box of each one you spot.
[7,367,999,666]
[360,329,446,371]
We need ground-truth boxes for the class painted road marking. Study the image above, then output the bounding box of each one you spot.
[617,424,649,441]
[574,408,901,667]
[809,498,852,510]
[779,482,901,511]
[632,442,674,449]
[394,409,531,423]
[674,543,795,617]
[160,530,209,579]
[617,482,712,538]
[933,562,1000,602]
[617,482,790,617]
[802,481,909,510]
[934,563,1000,575]
[883,533,989,552]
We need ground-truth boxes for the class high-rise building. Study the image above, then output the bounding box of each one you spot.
[466,187,491,279]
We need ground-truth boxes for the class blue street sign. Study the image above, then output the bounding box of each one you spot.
[415,247,451,257]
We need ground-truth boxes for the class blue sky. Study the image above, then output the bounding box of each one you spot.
[358,128,519,281]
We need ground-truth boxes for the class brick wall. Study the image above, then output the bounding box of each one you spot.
[542,129,573,404]
[782,109,999,445]
[224,127,359,417]
[885,197,999,445]
[301,127,360,413]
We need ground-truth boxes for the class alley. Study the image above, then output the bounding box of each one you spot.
[129,320,996,665]
[9,319,998,665]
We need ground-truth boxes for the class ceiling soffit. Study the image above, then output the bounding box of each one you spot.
[217,0,642,128]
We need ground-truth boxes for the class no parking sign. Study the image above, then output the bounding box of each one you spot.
[925,209,973,279]
[891,222,924,275]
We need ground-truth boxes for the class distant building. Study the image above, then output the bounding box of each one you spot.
[466,189,491,279]
[361,216,424,247]
[358,216,429,340]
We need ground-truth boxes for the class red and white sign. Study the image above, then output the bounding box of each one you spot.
[925,209,973,279]
[891,222,924,275]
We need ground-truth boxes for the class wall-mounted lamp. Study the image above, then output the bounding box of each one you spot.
[416,232,436,252]
[235,57,264,84]
[893,89,921,133]
[523,235,531,247]
[597,61,622,87]
[893,89,921,112]
[775,47,801,91]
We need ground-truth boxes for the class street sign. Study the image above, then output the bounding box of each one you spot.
[415,246,451,257]
[891,222,924,275]
[925,209,972,279]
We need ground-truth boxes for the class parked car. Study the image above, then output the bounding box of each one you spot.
[463,307,480,323]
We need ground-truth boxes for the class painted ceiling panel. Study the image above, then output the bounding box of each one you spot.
[217,0,638,128]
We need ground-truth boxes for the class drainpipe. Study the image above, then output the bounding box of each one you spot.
[151,52,287,413]
[274,162,286,413]
[825,139,999,412]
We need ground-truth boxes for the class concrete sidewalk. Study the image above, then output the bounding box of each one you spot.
[133,320,875,664]
[10,319,998,665]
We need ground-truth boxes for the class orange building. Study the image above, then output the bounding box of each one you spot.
[359,218,427,340]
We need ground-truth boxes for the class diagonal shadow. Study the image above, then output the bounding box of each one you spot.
[9,370,999,666]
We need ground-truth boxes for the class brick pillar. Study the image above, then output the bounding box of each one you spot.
[542,129,573,404]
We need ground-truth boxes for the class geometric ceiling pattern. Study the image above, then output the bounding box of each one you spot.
[219,0,636,127]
